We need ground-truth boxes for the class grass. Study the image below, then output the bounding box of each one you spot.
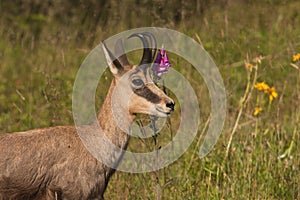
[0,1,300,199]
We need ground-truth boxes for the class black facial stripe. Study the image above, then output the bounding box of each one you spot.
[133,86,161,103]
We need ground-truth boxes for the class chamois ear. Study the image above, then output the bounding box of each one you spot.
[115,39,130,67]
[102,42,123,76]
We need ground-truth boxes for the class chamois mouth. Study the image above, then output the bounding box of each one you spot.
[155,106,172,117]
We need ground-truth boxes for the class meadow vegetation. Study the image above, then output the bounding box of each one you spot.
[0,0,299,199]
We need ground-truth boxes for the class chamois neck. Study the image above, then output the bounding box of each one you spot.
[97,79,134,139]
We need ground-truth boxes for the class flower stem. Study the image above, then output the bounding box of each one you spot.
[225,64,258,160]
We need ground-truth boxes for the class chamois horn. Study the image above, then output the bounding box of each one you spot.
[141,32,157,62]
[128,33,153,66]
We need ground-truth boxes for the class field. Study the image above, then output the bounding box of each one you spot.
[0,0,299,199]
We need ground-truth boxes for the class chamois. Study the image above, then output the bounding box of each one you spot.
[0,33,174,200]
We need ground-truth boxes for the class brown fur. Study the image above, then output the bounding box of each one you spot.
[0,71,172,200]
[0,126,108,199]
[0,79,128,200]
[0,39,174,200]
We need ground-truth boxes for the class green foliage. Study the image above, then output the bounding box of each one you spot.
[0,0,299,199]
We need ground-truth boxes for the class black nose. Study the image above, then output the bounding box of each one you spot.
[166,101,175,111]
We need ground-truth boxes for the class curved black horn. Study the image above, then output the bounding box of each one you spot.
[128,33,152,66]
[115,38,130,66]
[142,32,157,62]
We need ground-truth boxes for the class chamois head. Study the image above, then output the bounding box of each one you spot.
[102,33,174,118]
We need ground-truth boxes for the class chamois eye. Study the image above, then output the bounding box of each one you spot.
[132,78,144,88]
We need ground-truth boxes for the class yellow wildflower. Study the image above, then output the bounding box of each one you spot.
[254,82,270,92]
[254,82,278,102]
[268,87,278,102]
[292,53,300,62]
[254,107,263,116]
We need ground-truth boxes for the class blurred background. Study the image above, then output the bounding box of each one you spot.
[0,0,299,199]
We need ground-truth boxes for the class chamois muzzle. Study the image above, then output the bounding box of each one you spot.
[166,101,175,111]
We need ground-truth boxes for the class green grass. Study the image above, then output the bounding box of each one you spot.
[0,1,300,199]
